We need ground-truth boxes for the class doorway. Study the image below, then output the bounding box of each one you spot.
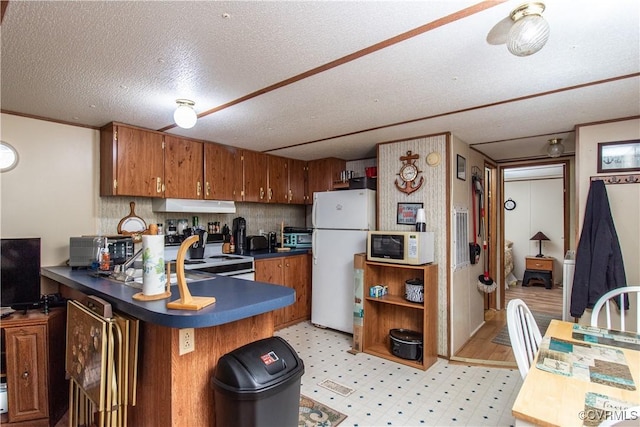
[453,159,570,365]
[501,161,570,318]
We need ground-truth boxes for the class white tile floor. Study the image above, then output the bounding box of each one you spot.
[276,321,523,427]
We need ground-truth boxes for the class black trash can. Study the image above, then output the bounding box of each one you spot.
[211,336,304,427]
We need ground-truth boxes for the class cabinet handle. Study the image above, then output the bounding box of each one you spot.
[156,177,162,193]
[285,263,290,267]
[197,181,202,196]
[22,370,29,380]
[206,182,211,197]
[269,188,273,200]
[260,187,265,200]
[288,189,292,201]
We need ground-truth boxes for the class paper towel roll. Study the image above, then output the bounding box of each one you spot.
[142,235,166,296]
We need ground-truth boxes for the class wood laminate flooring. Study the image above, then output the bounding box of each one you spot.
[452,282,563,366]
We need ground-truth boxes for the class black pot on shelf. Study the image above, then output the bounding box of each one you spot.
[389,328,423,361]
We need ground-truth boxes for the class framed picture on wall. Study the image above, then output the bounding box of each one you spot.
[597,140,640,173]
[457,155,466,181]
[397,202,423,225]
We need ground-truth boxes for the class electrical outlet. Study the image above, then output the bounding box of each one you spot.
[179,328,195,355]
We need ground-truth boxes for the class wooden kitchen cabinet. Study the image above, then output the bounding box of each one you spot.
[164,135,204,199]
[267,155,289,204]
[255,254,311,328]
[0,309,67,426]
[100,123,165,197]
[204,143,242,201]
[241,150,269,202]
[288,158,307,204]
[306,157,346,203]
[362,261,438,370]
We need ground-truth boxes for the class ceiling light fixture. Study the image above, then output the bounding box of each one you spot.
[174,99,197,129]
[507,2,550,57]
[547,138,565,158]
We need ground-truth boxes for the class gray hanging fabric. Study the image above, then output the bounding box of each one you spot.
[570,180,628,318]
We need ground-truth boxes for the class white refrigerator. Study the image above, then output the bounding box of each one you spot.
[311,189,376,334]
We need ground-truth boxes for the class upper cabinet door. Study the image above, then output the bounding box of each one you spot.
[242,150,268,202]
[268,155,289,204]
[288,158,307,204]
[204,143,241,201]
[100,123,165,197]
[164,135,204,199]
[306,157,345,203]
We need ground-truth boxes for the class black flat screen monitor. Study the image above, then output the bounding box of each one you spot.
[1,237,41,310]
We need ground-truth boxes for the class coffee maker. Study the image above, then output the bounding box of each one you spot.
[232,217,247,255]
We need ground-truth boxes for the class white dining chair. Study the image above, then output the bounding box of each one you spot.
[507,298,543,379]
[590,286,640,332]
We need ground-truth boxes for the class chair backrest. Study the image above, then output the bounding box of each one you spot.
[507,298,543,379]
[590,286,640,332]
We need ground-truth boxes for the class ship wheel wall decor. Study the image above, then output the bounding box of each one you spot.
[395,150,424,194]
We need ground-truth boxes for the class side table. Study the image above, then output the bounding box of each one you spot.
[523,256,554,289]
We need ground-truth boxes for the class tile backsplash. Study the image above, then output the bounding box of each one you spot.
[98,197,307,237]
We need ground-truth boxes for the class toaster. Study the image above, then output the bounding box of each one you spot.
[246,235,269,251]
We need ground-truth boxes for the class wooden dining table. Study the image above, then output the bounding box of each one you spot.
[512,319,640,427]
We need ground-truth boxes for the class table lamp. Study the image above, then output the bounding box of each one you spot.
[530,231,550,257]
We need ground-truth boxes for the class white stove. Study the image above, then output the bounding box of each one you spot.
[164,242,255,280]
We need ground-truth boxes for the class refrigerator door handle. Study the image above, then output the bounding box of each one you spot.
[312,228,318,265]
[311,193,318,228]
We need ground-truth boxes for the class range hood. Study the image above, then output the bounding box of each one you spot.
[152,198,236,214]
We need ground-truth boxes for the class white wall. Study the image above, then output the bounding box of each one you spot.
[449,136,487,354]
[574,118,640,328]
[0,114,100,266]
[504,177,564,282]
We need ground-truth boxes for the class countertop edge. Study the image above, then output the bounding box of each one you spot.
[42,267,295,329]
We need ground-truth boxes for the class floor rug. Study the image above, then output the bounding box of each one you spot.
[491,312,559,346]
[300,394,347,426]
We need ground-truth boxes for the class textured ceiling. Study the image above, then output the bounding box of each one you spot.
[1,0,639,162]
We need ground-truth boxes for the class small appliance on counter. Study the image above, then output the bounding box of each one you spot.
[282,227,312,249]
[389,328,423,361]
[69,236,134,268]
[232,217,247,255]
[246,235,269,251]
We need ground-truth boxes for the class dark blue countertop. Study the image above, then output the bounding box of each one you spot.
[248,248,311,260]
[42,266,295,329]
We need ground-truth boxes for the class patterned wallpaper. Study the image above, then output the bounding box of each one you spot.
[378,134,449,355]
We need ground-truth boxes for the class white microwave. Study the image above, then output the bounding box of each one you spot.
[367,231,434,265]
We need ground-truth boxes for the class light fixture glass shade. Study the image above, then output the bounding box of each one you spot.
[507,6,550,57]
[174,100,197,129]
[547,138,565,158]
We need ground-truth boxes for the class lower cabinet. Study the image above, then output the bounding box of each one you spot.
[363,261,438,370]
[255,254,311,329]
[0,308,67,426]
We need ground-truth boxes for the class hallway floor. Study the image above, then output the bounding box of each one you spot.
[453,282,563,366]
[276,321,522,427]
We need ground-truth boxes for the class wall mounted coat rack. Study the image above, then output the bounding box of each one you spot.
[590,174,640,185]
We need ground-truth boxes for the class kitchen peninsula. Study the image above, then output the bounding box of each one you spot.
[42,267,296,427]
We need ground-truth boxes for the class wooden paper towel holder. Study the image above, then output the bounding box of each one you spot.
[166,235,217,310]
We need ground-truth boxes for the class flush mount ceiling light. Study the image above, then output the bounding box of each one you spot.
[174,99,197,129]
[547,138,565,158]
[507,2,550,57]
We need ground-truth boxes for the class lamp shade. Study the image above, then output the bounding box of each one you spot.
[174,99,197,129]
[530,231,550,257]
[507,3,550,57]
[530,231,550,241]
